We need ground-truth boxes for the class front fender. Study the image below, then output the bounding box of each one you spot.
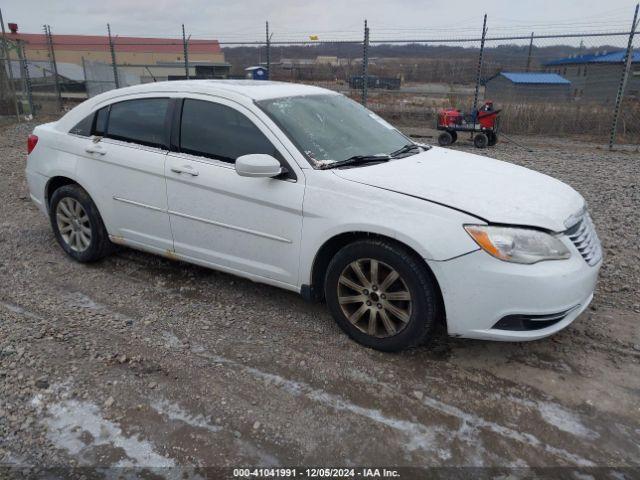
[299,175,481,286]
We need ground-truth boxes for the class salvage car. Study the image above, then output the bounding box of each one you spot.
[25,81,602,351]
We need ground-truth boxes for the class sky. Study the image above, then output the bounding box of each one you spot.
[1,0,638,43]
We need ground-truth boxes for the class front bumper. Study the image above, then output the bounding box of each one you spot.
[428,245,601,341]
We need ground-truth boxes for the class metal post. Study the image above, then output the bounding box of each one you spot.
[45,25,62,111]
[0,8,21,120]
[81,56,87,83]
[472,14,487,113]
[609,3,639,150]
[107,23,119,88]
[472,14,487,133]
[526,32,534,72]
[182,24,190,79]
[361,19,369,106]
[18,41,34,116]
[81,55,89,97]
[265,21,270,80]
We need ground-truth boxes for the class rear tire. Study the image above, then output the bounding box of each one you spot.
[474,133,489,149]
[49,184,113,262]
[487,131,497,146]
[438,131,453,146]
[450,131,458,144]
[324,239,440,352]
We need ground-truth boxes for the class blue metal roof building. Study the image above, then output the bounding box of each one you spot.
[484,71,571,102]
[543,50,640,102]
[498,72,571,84]
[544,50,640,66]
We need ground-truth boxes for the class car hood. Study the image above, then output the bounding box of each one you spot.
[332,146,584,232]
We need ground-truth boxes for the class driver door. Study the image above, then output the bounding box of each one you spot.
[165,97,305,288]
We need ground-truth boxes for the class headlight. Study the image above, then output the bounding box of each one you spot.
[464,225,571,264]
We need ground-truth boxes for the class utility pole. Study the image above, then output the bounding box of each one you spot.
[526,32,534,72]
[18,41,33,116]
[265,21,270,79]
[182,24,190,79]
[472,14,487,132]
[81,56,87,85]
[45,25,62,111]
[361,19,369,106]
[609,3,639,150]
[0,8,21,120]
[107,24,119,88]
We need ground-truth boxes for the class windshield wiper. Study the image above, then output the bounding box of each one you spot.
[318,154,391,170]
[389,143,425,158]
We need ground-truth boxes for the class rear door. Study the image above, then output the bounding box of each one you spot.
[74,97,174,252]
[164,96,305,287]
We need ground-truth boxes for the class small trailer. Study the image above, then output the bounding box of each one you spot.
[436,101,501,148]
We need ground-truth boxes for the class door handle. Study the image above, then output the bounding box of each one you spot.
[170,165,199,176]
[85,145,106,155]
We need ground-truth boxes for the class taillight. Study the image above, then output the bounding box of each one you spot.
[27,134,38,154]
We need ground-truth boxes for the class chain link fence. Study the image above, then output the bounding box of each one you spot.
[1,9,639,148]
[481,30,640,145]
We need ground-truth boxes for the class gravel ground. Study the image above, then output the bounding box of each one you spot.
[0,120,639,477]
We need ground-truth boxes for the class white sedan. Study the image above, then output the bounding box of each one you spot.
[25,80,602,351]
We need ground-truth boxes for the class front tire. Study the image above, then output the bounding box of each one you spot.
[49,184,113,262]
[324,239,440,352]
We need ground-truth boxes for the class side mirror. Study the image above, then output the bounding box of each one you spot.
[235,154,283,178]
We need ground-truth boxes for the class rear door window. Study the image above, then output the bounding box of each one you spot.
[106,98,170,149]
[69,113,94,137]
[179,99,277,163]
[94,107,109,136]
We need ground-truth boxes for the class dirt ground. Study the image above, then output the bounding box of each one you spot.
[0,119,639,478]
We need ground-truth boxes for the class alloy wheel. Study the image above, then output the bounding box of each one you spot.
[55,197,92,252]
[337,258,412,338]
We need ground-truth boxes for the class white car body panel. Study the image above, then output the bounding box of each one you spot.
[333,147,585,232]
[77,138,173,251]
[164,94,306,287]
[25,80,602,342]
[165,153,304,286]
[428,241,600,340]
[298,170,481,281]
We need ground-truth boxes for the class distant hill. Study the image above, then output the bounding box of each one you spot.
[223,42,622,83]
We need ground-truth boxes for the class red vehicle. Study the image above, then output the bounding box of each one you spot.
[436,101,500,148]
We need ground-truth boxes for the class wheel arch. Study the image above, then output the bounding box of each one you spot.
[306,231,446,325]
[44,175,105,215]
[45,176,81,211]
[45,175,115,262]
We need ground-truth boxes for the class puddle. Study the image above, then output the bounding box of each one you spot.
[0,301,42,320]
[65,292,135,324]
[32,394,175,468]
[189,342,596,466]
[497,394,599,440]
[151,399,221,433]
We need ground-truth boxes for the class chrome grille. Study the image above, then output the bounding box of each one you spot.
[566,213,602,266]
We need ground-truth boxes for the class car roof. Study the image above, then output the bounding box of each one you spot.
[101,80,335,101]
[55,80,338,132]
